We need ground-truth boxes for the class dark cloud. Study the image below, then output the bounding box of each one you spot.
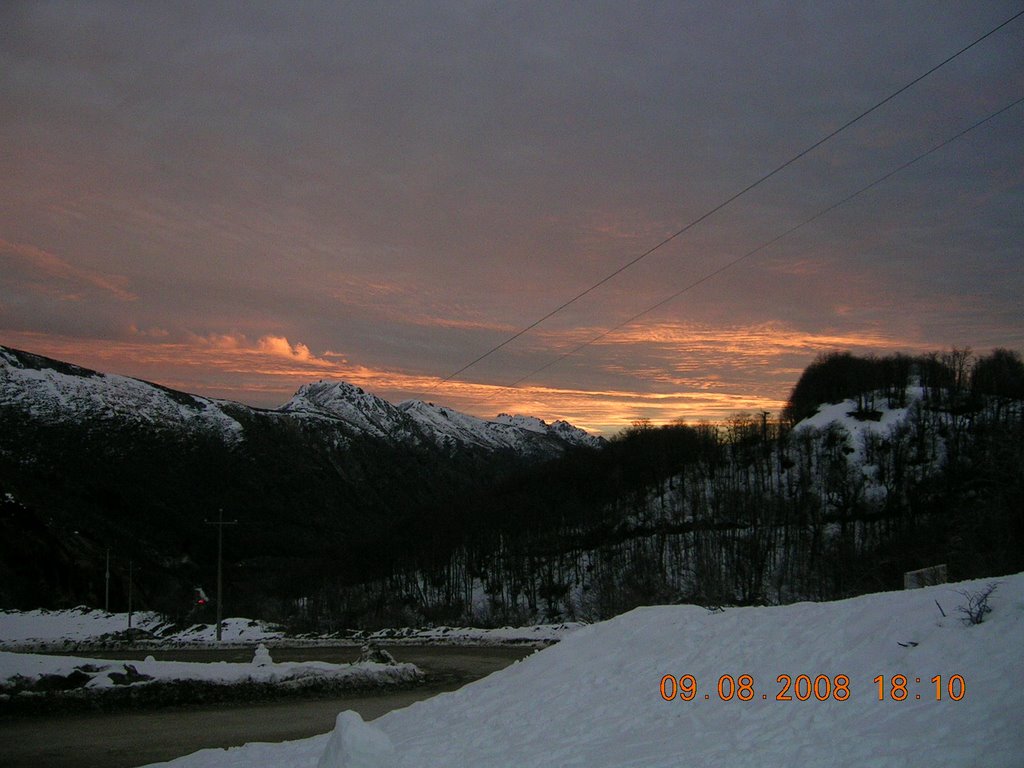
[1,1,1021,431]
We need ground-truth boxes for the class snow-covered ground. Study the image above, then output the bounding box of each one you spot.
[143,573,1024,768]
[0,608,285,650]
[0,645,420,695]
[794,387,924,458]
[351,623,582,646]
[0,606,581,650]
[158,617,287,645]
[0,606,171,647]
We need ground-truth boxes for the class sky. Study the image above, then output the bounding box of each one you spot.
[1,2,1022,435]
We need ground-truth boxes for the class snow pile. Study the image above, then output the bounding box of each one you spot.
[144,573,1024,767]
[0,651,420,693]
[317,711,395,768]
[166,617,286,645]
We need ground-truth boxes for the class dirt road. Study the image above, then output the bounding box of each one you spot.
[0,645,535,768]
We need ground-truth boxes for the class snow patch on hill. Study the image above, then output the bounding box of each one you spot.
[795,385,923,439]
[143,572,1024,767]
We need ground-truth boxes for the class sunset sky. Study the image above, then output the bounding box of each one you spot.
[2,2,1022,435]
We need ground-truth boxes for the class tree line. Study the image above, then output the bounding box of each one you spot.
[305,348,1024,629]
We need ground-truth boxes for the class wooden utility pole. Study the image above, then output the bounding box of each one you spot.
[105,548,110,613]
[127,559,133,628]
[204,510,238,642]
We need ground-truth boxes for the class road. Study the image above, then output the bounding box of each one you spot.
[0,645,535,768]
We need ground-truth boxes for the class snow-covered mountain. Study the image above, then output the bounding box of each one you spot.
[0,345,601,458]
[280,379,602,455]
[400,399,603,453]
[279,381,421,442]
[0,346,244,441]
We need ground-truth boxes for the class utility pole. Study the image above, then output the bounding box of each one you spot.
[105,548,110,613]
[204,510,238,642]
[127,559,133,629]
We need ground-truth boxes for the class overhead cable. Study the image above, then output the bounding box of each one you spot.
[425,9,1024,393]
[490,95,1024,395]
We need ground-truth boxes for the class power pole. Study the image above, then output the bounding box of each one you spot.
[127,559,133,629]
[105,548,110,613]
[204,510,238,642]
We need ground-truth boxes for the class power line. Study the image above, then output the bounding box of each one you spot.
[425,8,1024,394]
[489,95,1024,396]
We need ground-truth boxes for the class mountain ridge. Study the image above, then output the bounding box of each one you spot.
[0,344,602,457]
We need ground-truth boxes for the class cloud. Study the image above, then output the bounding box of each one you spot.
[0,329,787,433]
[257,335,314,362]
[0,239,136,302]
[1,5,1021,434]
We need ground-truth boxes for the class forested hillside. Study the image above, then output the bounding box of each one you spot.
[318,349,1024,629]
[2,346,1021,630]
[0,345,595,619]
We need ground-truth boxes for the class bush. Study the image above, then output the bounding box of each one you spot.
[956,582,999,625]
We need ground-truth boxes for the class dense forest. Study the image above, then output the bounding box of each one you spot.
[310,348,1024,629]
[2,348,1021,631]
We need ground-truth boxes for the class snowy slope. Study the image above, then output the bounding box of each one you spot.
[399,400,602,454]
[0,346,243,440]
[144,573,1024,767]
[0,606,170,647]
[280,378,602,455]
[279,381,422,442]
[0,345,600,458]
[794,386,923,445]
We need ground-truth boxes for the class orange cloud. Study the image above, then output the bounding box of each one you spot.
[257,335,315,361]
[1,330,770,433]
[0,239,137,301]
[586,320,927,356]
[0,320,930,436]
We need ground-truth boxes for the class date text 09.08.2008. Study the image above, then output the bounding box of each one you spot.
[659,674,966,702]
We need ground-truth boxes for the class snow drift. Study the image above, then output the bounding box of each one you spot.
[143,572,1024,767]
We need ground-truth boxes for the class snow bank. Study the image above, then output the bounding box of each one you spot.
[356,622,583,645]
[0,651,421,692]
[143,573,1024,768]
[317,711,395,768]
[0,607,577,651]
[165,617,286,645]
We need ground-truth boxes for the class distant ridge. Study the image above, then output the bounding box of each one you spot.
[0,344,602,458]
